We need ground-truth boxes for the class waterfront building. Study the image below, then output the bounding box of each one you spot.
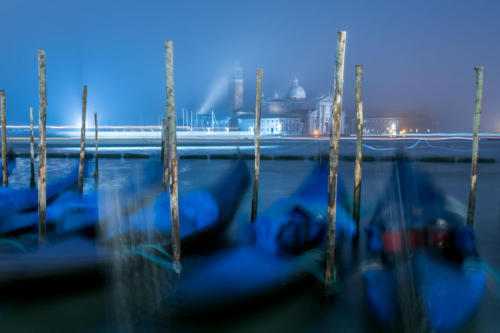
[236,77,347,136]
[360,111,437,134]
[307,95,346,136]
[228,66,244,128]
[228,66,244,114]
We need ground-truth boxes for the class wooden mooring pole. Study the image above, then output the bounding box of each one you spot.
[161,117,168,189]
[165,40,181,270]
[94,112,98,185]
[353,65,364,239]
[38,49,47,245]
[30,107,35,187]
[0,90,7,187]
[251,68,263,223]
[325,31,347,289]
[161,118,165,164]
[78,85,87,193]
[466,66,484,227]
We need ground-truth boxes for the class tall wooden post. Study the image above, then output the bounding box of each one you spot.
[38,49,47,245]
[166,118,171,188]
[161,118,165,163]
[251,69,263,223]
[30,107,35,187]
[165,41,181,270]
[78,85,87,194]
[94,112,98,185]
[325,31,347,288]
[353,65,364,239]
[467,67,484,227]
[161,117,168,189]
[0,90,7,187]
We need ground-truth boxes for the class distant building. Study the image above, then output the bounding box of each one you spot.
[307,95,346,136]
[236,77,346,136]
[261,117,304,135]
[360,111,437,134]
[228,66,244,127]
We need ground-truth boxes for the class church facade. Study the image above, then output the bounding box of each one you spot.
[236,77,346,137]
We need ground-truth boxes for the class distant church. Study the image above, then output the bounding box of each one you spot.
[229,67,346,136]
[228,66,244,128]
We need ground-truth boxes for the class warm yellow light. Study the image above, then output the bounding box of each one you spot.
[401,129,407,134]
[314,129,319,138]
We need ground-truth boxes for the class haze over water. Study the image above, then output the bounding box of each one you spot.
[0,0,499,132]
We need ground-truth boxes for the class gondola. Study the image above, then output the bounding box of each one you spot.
[0,161,164,236]
[0,159,250,297]
[108,158,251,254]
[0,235,113,298]
[0,163,80,233]
[363,157,486,332]
[170,162,356,313]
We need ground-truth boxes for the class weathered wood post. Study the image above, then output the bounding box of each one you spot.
[94,112,98,185]
[251,69,263,223]
[466,66,484,227]
[165,41,181,270]
[161,118,165,164]
[161,117,169,190]
[0,90,7,187]
[162,117,170,190]
[30,107,36,187]
[78,85,87,193]
[353,65,364,239]
[325,31,347,289]
[38,49,47,245]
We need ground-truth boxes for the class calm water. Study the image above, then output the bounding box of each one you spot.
[1,142,499,332]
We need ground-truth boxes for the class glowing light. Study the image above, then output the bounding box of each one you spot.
[198,75,228,115]
[72,109,95,128]
[314,129,319,138]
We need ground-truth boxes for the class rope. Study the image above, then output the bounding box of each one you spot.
[127,249,181,273]
[362,143,399,151]
[297,248,340,294]
[404,140,422,150]
[0,239,28,253]
[424,140,471,152]
[135,243,174,261]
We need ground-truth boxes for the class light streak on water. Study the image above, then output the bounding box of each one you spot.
[57,145,279,152]
[5,125,500,141]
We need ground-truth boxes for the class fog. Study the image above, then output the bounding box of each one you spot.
[0,0,499,131]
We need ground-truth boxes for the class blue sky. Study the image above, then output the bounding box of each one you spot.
[0,0,499,131]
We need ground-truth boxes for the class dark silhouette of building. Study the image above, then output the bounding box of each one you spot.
[359,111,438,134]
[228,66,244,127]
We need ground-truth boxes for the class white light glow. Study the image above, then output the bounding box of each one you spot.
[198,75,228,115]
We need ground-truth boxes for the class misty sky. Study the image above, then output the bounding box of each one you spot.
[0,0,499,131]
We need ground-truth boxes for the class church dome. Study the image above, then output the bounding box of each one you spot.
[287,78,306,100]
